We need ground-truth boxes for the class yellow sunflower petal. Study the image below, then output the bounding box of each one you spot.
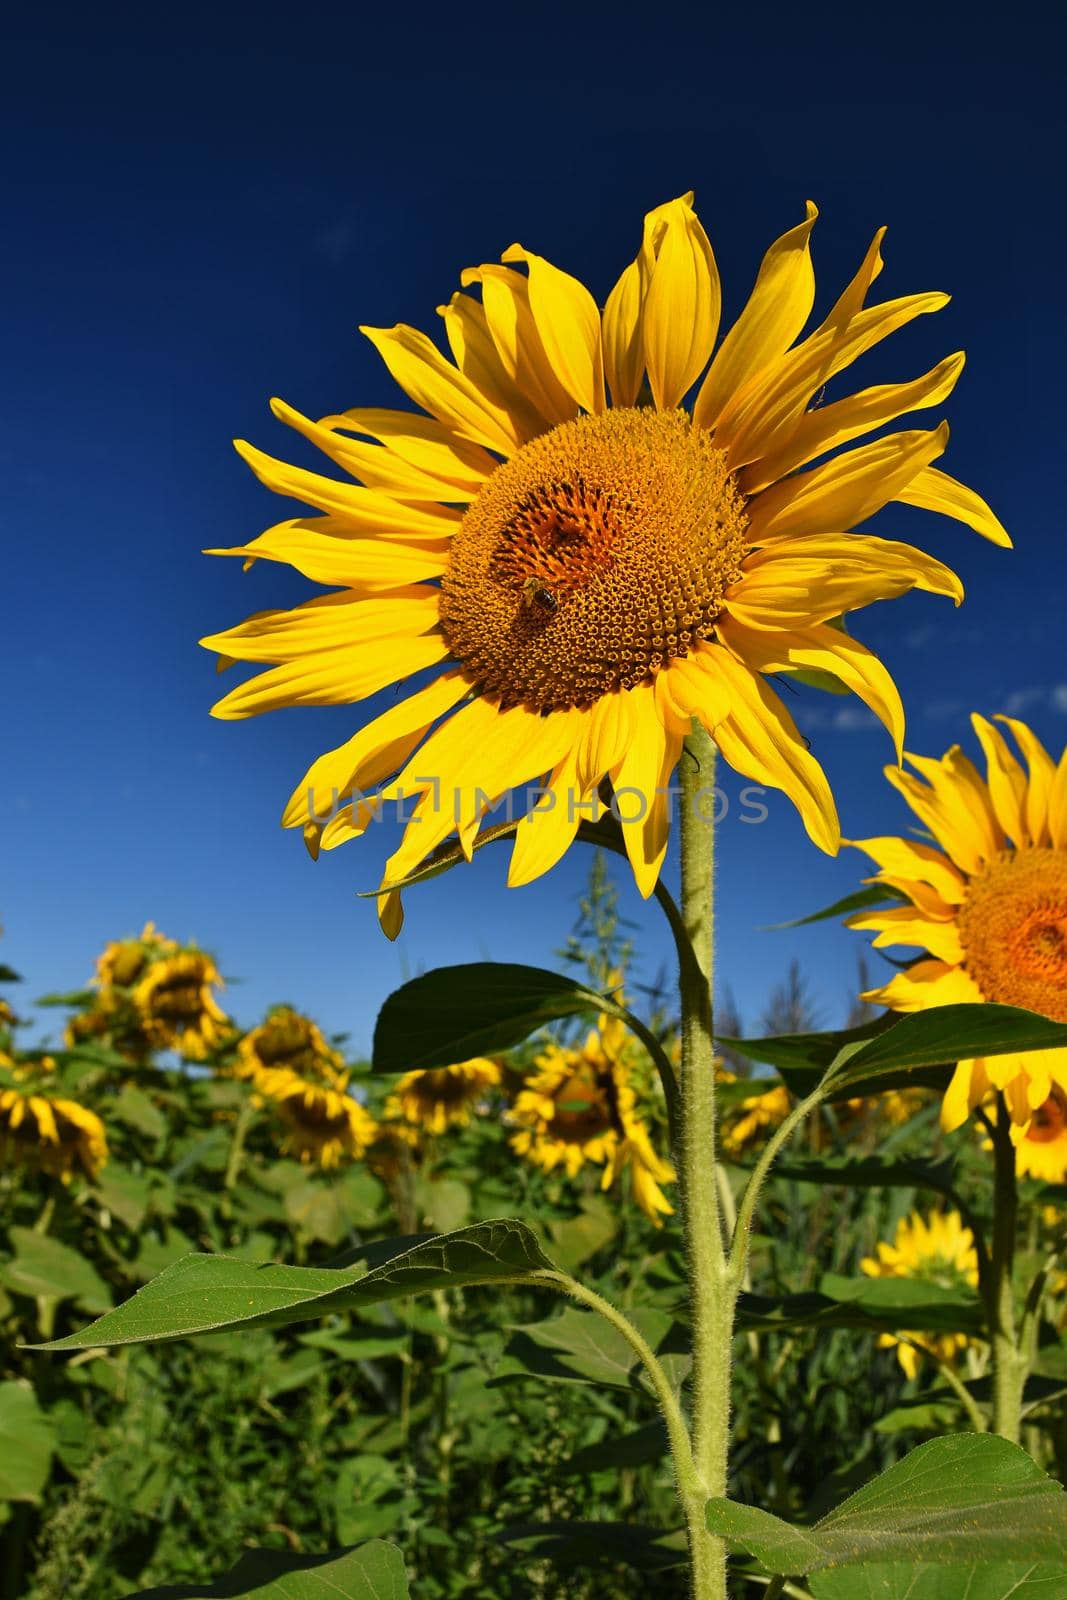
[234,439,460,539]
[209,631,448,721]
[319,406,497,491]
[271,399,485,502]
[718,617,904,760]
[207,519,452,590]
[608,681,683,897]
[360,321,523,455]
[895,465,1011,548]
[995,716,1055,847]
[200,589,440,665]
[500,243,605,414]
[640,193,721,410]
[726,533,962,631]
[693,203,818,432]
[906,747,1003,865]
[864,958,981,1014]
[971,713,1029,847]
[458,262,576,428]
[847,906,964,965]
[1048,749,1067,852]
[847,835,966,906]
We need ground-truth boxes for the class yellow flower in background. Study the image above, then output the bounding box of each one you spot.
[849,715,1067,1135]
[95,922,177,989]
[721,1081,791,1155]
[1016,1086,1067,1184]
[385,1058,501,1135]
[0,1058,108,1182]
[133,950,229,1061]
[236,1006,346,1090]
[0,998,16,1030]
[255,1068,378,1169]
[202,195,1007,936]
[861,1209,979,1379]
[509,1014,674,1224]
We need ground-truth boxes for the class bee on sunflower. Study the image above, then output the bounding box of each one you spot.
[202,193,1006,936]
[848,714,1067,1139]
[0,1054,108,1182]
[860,1209,980,1379]
[509,1013,674,1225]
[235,1005,347,1090]
[384,1058,501,1136]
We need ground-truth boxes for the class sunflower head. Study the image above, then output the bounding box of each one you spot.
[1016,1087,1067,1184]
[849,714,1067,1134]
[0,1058,108,1182]
[860,1209,979,1378]
[203,193,1007,934]
[236,1006,346,1090]
[95,922,177,989]
[256,1068,378,1169]
[384,1057,501,1135]
[132,949,229,1061]
[721,1082,792,1155]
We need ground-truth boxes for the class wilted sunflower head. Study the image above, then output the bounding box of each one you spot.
[385,1057,501,1135]
[202,193,1008,936]
[509,1018,674,1224]
[0,1057,108,1182]
[255,1068,377,1169]
[133,949,229,1061]
[860,1209,979,1379]
[236,1006,345,1090]
[848,714,1067,1135]
[95,922,177,989]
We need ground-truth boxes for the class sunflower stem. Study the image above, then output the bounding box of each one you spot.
[677,727,731,1598]
[989,1094,1026,1443]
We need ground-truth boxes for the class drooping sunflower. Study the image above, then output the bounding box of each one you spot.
[236,1005,346,1090]
[95,922,177,989]
[1015,1087,1067,1184]
[860,1209,979,1378]
[848,715,1067,1135]
[0,1057,109,1182]
[133,949,229,1061]
[202,194,1007,935]
[255,1067,378,1169]
[385,1057,501,1135]
[509,1014,674,1224]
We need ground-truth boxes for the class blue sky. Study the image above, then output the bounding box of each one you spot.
[3,3,1064,1053]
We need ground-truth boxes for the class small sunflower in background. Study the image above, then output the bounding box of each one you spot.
[202,193,1006,936]
[860,1209,979,1379]
[95,922,177,989]
[0,1055,109,1182]
[720,1079,791,1156]
[255,1068,378,1169]
[1015,1087,1067,1184]
[385,1058,501,1135]
[509,1014,674,1224]
[133,949,228,1061]
[848,714,1067,1138]
[0,997,16,1031]
[236,1005,346,1089]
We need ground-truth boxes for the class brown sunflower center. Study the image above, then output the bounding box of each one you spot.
[147,979,206,1023]
[255,1015,322,1076]
[550,1072,614,1142]
[1026,1085,1067,1144]
[414,1068,477,1106]
[957,849,1067,1021]
[438,408,748,711]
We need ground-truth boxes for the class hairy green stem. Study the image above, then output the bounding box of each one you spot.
[989,1094,1025,1442]
[678,727,730,1598]
[728,1089,825,1293]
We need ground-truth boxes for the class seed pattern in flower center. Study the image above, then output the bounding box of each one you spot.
[438,408,749,711]
[958,848,1067,1021]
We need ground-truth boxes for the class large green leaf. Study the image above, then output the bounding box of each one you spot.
[35,1220,556,1350]
[737,1275,982,1336]
[0,1382,55,1501]
[705,1434,1067,1573]
[826,1003,1067,1092]
[126,1539,408,1598]
[498,1521,687,1572]
[1,1227,112,1312]
[496,1306,680,1390]
[769,1155,957,1195]
[562,1420,669,1475]
[811,1558,1067,1598]
[372,963,606,1072]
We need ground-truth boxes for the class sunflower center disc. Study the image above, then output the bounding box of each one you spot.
[1027,1083,1067,1143]
[439,408,749,711]
[958,848,1067,1020]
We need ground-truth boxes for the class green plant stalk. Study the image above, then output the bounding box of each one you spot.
[989,1094,1026,1443]
[677,727,730,1597]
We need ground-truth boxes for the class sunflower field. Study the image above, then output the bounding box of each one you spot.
[8,168,1067,1600]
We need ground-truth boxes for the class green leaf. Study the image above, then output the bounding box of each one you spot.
[94,1164,157,1230]
[498,1521,687,1572]
[34,1219,557,1350]
[562,1419,669,1475]
[125,1539,408,1599]
[811,1559,1067,1598]
[498,1305,671,1389]
[737,1275,982,1336]
[768,1155,957,1194]
[1,1228,112,1312]
[768,884,908,929]
[0,962,21,982]
[111,1083,168,1140]
[706,1434,1067,1573]
[372,962,606,1072]
[826,1003,1067,1092]
[0,1382,55,1501]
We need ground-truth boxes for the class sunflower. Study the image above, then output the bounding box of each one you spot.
[95,922,177,989]
[0,1058,108,1182]
[385,1057,501,1134]
[509,1014,674,1224]
[133,950,229,1060]
[848,715,1067,1135]
[0,998,16,1030]
[720,1081,792,1155]
[202,194,1006,936]
[1015,1087,1067,1184]
[860,1209,979,1379]
[236,1005,346,1090]
[255,1067,378,1169]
